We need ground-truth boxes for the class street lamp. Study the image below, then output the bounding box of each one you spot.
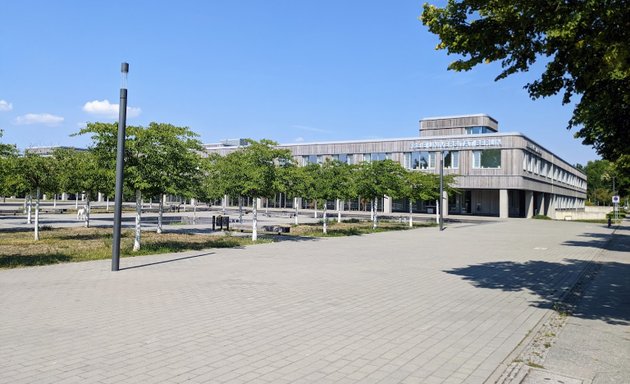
[112,62,129,271]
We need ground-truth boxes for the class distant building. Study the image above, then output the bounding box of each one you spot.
[24,146,86,157]
[208,113,587,218]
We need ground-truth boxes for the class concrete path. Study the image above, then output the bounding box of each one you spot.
[521,219,630,384]
[0,218,622,384]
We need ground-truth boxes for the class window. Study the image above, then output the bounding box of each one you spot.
[335,153,349,164]
[465,126,493,134]
[371,152,387,161]
[363,153,371,163]
[444,151,459,169]
[406,151,436,170]
[303,154,317,165]
[472,149,501,169]
[346,154,354,165]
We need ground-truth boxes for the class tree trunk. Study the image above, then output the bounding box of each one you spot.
[85,197,91,228]
[409,199,413,228]
[313,199,317,218]
[75,193,79,209]
[53,194,57,208]
[193,199,197,224]
[323,205,327,234]
[133,190,142,251]
[239,196,243,223]
[157,194,164,234]
[26,195,32,224]
[252,200,258,241]
[372,198,377,230]
[294,197,299,225]
[34,188,40,241]
[337,199,342,223]
[106,196,110,211]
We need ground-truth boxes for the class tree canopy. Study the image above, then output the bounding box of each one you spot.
[421,0,629,162]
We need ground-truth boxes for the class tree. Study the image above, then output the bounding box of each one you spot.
[275,161,309,225]
[0,130,19,201]
[132,123,204,234]
[215,139,292,241]
[421,1,630,161]
[77,122,205,250]
[54,148,109,227]
[355,160,406,229]
[403,171,439,227]
[16,154,58,240]
[305,160,355,233]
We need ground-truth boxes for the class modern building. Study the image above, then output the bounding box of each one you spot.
[204,114,587,218]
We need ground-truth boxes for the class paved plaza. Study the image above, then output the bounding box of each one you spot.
[0,217,627,384]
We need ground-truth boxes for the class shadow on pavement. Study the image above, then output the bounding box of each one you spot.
[121,252,215,271]
[445,259,629,325]
[445,222,630,325]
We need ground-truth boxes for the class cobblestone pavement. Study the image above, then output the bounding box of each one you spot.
[0,219,617,383]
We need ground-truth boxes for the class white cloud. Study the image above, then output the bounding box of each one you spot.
[82,99,141,119]
[0,100,13,112]
[14,113,64,126]
[294,137,305,142]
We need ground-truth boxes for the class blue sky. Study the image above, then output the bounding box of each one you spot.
[0,1,599,166]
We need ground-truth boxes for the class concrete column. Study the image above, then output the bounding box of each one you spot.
[61,192,68,201]
[98,192,104,202]
[256,197,263,210]
[548,194,557,219]
[525,191,534,218]
[499,189,509,218]
[383,195,392,214]
[540,193,546,216]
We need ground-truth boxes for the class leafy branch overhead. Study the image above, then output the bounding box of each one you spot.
[421,0,629,161]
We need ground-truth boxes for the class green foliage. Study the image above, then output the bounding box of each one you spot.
[0,132,20,197]
[421,1,630,161]
[75,121,204,200]
[211,139,293,201]
[16,153,58,195]
[355,159,407,200]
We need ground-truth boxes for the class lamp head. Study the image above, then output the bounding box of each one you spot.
[120,62,129,89]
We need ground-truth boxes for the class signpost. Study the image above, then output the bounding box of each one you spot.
[612,195,620,221]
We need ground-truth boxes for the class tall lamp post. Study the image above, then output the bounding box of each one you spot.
[439,150,448,231]
[112,62,129,271]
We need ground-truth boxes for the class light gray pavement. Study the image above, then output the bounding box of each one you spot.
[521,219,630,384]
[0,218,624,384]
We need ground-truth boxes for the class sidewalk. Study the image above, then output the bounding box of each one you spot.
[0,218,626,384]
[520,219,630,384]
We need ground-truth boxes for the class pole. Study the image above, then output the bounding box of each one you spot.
[439,151,445,231]
[112,62,129,271]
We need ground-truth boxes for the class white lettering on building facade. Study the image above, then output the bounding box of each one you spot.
[410,138,502,150]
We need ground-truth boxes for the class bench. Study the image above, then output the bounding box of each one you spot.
[261,225,290,234]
